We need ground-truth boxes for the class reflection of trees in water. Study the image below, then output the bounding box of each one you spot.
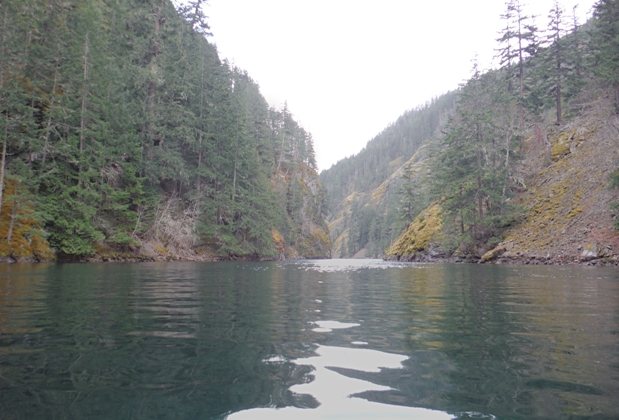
[0,263,49,334]
[395,264,619,418]
[2,263,618,419]
[0,263,315,419]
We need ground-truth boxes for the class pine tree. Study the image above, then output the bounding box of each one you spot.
[177,0,212,36]
[564,5,587,101]
[0,0,328,260]
[496,0,539,128]
[591,0,619,112]
[433,63,519,250]
[398,163,419,223]
[544,0,570,123]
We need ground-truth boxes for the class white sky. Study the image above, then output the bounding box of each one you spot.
[205,0,596,171]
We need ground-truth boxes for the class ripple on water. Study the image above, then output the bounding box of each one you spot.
[2,261,618,419]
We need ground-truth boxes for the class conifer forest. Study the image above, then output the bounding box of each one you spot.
[1,0,619,264]
[322,0,619,264]
[0,0,330,261]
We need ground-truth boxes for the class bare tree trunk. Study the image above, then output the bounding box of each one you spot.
[79,32,89,179]
[502,130,512,200]
[146,4,163,158]
[0,116,7,216]
[556,39,562,124]
[7,180,19,246]
[459,187,465,235]
[7,197,17,245]
[232,129,238,200]
[0,8,8,215]
[275,129,286,174]
[556,79,562,123]
[516,3,525,133]
[39,43,61,190]
[476,124,484,220]
[197,52,205,193]
[0,8,7,89]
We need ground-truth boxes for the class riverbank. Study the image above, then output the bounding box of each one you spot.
[0,239,327,264]
[0,254,277,264]
[385,250,619,266]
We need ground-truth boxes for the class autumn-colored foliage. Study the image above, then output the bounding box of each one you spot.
[0,178,54,261]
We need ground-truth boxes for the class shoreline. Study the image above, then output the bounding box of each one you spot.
[0,252,329,264]
[0,255,276,264]
[385,253,619,266]
[3,254,618,266]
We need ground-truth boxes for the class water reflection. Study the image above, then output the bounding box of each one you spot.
[0,263,50,335]
[0,260,618,419]
[229,260,458,420]
[299,258,405,272]
[230,342,451,419]
[429,264,619,418]
[129,266,201,339]
[312,320,360,332]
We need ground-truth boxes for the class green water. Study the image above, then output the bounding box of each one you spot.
[1,260,618,419]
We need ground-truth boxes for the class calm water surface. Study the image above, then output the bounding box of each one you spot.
[1,259,618,419]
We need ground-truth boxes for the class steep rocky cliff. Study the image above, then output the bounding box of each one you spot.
[328,142,435,258]
[387,92,619,266]
[482,95,619,265]
[321,95,456,258]
[271,162,331,259]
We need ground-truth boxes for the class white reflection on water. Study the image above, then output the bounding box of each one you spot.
[228,344,453,420]
[299,258,407,273]
[312,320,360,332]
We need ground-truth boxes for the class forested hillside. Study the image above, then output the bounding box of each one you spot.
[320,93,457,257]
[0,0,329,261]
[323,0,619,264]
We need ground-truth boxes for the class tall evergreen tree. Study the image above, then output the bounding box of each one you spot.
[496,0,538,128]
[564,5,587,101]
[433,62,519,249]
[545,0,570,123]
[398,163,419,223]
[0,0,329,260]
[591,0,619,112]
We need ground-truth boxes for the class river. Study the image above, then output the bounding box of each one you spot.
[1,259,618,419]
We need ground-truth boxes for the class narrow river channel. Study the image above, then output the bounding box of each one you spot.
[1,260,618,419]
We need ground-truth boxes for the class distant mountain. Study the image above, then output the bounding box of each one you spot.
[323,0,619,265]
[320,92,457,258]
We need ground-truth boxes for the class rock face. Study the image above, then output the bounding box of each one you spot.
[385,202,445,261]
[477,96,619,266]
[271,162,332,259]
[327,143,435,259]
[386,95,619,266]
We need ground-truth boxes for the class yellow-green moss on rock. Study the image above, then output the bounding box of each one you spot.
[385,202,442,257]
[549,126,598,162]
[480,244,507,263]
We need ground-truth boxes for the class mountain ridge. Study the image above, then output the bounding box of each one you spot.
[322,0,619,265]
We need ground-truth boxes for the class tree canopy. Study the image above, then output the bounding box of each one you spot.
[0,0,329,260]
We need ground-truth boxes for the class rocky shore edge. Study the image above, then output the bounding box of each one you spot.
[0,240,328,264]
[384,243,619,267]
[0,254,282,264]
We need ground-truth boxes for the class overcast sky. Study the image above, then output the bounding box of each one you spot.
[204,0,596,171]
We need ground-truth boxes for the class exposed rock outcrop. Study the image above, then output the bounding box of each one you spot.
[386,94,619,266]
[479,96,619,265]
[385,202,446,261]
